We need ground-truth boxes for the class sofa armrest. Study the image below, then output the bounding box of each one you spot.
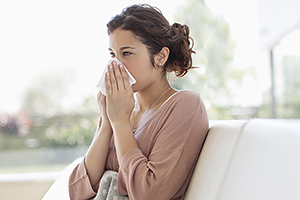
[185,120,247,200]
[42,158,83,200]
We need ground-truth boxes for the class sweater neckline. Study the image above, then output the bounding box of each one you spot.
[133,90,186,133]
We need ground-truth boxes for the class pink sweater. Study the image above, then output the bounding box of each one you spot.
[69,90,208,200]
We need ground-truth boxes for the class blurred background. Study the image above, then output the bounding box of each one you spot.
[0,0,299,176]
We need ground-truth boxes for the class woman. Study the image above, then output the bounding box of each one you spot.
[69,4,208,200]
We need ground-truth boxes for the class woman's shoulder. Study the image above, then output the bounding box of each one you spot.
[171,90,203,104]
[162,90,206,113]
[163,89,208,126]
[175,90,200,96]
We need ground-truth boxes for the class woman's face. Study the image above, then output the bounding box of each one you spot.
[108,28,162,92]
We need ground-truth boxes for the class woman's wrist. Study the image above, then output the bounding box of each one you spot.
[111,119,138,164]
[111,119,131,133]
[100,119,113,135]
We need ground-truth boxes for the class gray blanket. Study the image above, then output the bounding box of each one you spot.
[93,170,129,200]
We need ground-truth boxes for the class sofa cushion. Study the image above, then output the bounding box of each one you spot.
[185,119,300,200]
[217,119,300,200]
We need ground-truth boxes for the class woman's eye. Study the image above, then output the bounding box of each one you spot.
[123,51,132,56]
[110,52,115,57]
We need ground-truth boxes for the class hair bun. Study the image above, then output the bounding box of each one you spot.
[171,23,189,38]
[165,23,195,77]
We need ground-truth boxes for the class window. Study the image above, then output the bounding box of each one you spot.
[0,0,298,184]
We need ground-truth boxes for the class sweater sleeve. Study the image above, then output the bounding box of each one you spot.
[117,92,208,200]
[68,158,98,200]
[68,118,103,200]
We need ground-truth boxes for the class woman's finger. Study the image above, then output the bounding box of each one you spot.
[97,91,105,104]
[112,61,124,91]
[120,65,131,90]
[98,91,106,105]
[108,63,117,93]
[105,71,112,95]
[97,90,101,101]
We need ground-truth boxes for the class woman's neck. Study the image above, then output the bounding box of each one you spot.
[131,77,177,130]
[135,78,172,112]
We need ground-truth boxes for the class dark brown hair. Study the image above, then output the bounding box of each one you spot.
[107,4,195,77]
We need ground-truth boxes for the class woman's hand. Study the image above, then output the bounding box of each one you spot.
[97,91,111,126]
[105,61,135,126]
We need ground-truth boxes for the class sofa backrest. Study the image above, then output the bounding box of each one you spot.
[185,119,300,200]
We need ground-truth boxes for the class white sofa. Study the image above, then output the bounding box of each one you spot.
[43,118,300,200]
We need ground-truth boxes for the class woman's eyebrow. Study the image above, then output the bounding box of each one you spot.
[108,46,135,51]
[119,46,135,51]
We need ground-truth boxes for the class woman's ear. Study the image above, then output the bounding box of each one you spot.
[154,47,170,67]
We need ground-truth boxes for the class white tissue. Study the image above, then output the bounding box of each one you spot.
[96,58,136,96]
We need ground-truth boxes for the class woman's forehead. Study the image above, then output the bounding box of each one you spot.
[108,29,143,51]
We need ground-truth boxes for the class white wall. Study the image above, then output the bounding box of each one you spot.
[258,0,300,50]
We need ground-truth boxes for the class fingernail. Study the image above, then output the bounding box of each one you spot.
[106,72,109,76]
[120,65,124,68]
[108,64,112,69]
